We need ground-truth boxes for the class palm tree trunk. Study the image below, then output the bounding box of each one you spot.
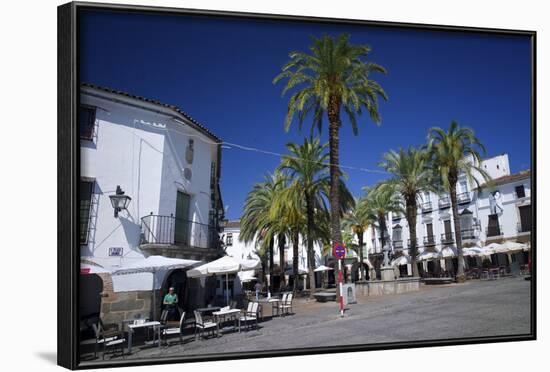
[292,230,299,293]
[327,94,343,295]
[305,191,316,297]
[379,212,387,256]
[449,181,465,282]
[357,230,364,280]
[268,236,274,293]
[278,233,286,290]
[407,198,419,277]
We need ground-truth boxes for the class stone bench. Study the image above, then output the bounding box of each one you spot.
[314,292,337,302]
[422,277,454,285]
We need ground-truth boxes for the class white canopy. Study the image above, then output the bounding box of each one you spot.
[483,243,502,255]
[81,263,110,275]
[238,270,258,282]
[111,255,200,275]
[186,256,260,278]
[496,241,526,253]
[439,246,457,258]
[314,265,334,272]
[418,250,439,261]
[391,256,410,266]
[463,246,485,257]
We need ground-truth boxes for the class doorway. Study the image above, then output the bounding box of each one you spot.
[175,191,191,245]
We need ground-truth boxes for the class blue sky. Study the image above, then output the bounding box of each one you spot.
[80,10,532,220]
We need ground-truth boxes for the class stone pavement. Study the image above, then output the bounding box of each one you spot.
[88,277,531,361]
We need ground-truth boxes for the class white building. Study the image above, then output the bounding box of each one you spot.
[80,83,224,268]
[79,83,225,322]
[363,154,531,276]
[222,220,325,288]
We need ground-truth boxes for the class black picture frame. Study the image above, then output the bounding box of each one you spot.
[58,1,536,369]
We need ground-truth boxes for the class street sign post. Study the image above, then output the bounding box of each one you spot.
[333,243,346,317]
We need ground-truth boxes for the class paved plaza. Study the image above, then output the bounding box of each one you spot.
[89,277,531,361]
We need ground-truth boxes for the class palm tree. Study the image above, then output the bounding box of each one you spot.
[379,146,434,277]
[342,197,373,281]
[274,34,388,289]
[268,180,307,292]
[240,172,289,292]
[278,137,330,295]
[428,121,490,282]
[362,183,402,268]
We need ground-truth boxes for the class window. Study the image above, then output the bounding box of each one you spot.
[515,185,526,198]
[80,180,94,244]
[226,233,233,246]
[79,105,96,140]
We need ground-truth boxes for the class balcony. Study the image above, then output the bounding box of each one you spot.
[438,196,451,209]
[457,192,471,204]
[460,228,477,240]
[441,232,454,245]
[517,222,531,234]
[486,225,503,237]
[423,235,436,247]
[140,214,220,258]
[393,240,403,250]
[421,202,433,213]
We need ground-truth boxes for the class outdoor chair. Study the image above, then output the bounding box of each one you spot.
[161,311,186,346]
[275,293,288,317]
[193,310,218,340]
[278,293,294,316]
[92,321,126,360]
[239,301,259,332]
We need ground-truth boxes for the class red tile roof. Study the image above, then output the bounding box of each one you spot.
[225,220,241,229]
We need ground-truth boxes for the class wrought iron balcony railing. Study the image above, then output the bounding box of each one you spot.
[438,196,451,209]
[140,214,218,249]
[460,228,477,240]
[486,225,503,237]
[457,192,471,204]
[421,202,433,213]
[393,240,403,250]
[423,235,436,246]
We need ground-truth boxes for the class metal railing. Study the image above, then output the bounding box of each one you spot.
[140,214,218,249]
[421,202,433,213]
[517,222,531,233]
[460,228,477,240]
[438,197,451,209]
[486,225,503,237]
[441,232,454,244]
[393,240,403,249]
[407,238,418,247]
[457,192,471,204]
[423,235,436,246]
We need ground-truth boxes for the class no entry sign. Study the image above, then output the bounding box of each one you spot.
[333,243,346,259]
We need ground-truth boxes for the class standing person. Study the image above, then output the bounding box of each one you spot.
[163,287,179,321]
[254,281,262,301]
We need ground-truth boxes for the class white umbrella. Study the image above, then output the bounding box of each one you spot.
[483,243,502,255]
[391,255,410,266]
[418,250,439,261]
[112,256,200,320]
[439,246,457,258]
[187,256,261,304]
[497,241,526,253]
[314,265,334,272]
[463,247,484,257]
[284,266,308,275]
[238,270,258,282]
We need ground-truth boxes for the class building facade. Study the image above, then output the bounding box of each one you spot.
[363,154,531,276]
[79,84,225,323]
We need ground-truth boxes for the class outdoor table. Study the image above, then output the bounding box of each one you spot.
[257,298,281,318]
[212,308,241,335]
[127,321,162,354]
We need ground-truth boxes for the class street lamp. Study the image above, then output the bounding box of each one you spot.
[109,185,131,218]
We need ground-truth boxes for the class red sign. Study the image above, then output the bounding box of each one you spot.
[333,243,346,259]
